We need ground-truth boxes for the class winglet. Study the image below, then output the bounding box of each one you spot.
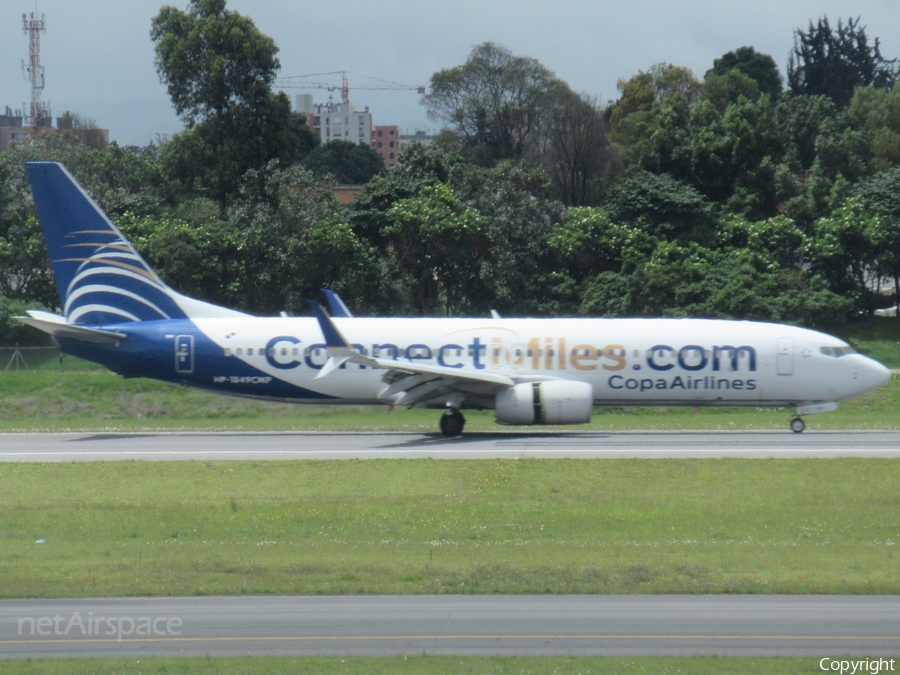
[309,300,362,379]
[309,300,349,348]
[321,289,355,318]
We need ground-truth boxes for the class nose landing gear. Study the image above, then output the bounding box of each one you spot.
[790,417,805,433]
[440,409,466,437]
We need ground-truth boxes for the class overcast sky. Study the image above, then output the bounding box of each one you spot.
[2,0,899,147]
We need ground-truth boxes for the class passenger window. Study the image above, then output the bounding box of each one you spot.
[247,348,254,356]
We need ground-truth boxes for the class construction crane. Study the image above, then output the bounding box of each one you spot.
[275,70,425,105]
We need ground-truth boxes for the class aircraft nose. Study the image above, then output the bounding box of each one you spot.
[865,358,892,390]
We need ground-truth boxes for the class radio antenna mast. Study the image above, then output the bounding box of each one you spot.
[22,8,49,136]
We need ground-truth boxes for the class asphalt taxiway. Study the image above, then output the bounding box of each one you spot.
[0,430,898,461]
[1,595,898,658]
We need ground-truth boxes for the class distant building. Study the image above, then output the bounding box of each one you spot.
[296,95,372,146]
[399,129,435,150]
[0,106,48,152]
[371,125,399,168]
[0,106,108,152]
[331,185,365,205]
[56,113,109,148]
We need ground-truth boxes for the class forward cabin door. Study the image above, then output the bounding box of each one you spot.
[776,337,793,376]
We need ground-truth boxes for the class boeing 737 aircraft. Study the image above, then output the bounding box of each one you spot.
[18,162,892,435]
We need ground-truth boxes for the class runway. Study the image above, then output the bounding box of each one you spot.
[0,430,899,461]
[1,595,898,658]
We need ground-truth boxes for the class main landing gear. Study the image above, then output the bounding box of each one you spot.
[790,417,806,433]
[440,409,466,437]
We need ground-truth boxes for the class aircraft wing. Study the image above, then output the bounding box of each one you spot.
[309,301,514,407]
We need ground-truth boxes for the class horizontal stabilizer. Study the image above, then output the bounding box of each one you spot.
[15,310,125,344]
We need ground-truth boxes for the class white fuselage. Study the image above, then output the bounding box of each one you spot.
[190,316,889,408]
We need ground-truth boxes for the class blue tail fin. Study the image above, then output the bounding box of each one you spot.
[26,162,245,325]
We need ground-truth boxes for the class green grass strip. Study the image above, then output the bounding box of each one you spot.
[1,458,898,597]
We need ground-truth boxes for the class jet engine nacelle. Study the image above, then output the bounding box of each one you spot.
[495,381,593,425]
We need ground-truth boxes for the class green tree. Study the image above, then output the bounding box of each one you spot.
[549,206,654,285]
[289,112,320,161]
[775,94,836,170]
[689,94,782,216]
[224,163,374,315]
[843,86,900,174]
[805,196,881,308]
[453,161,563,314]
[304,140,383,184]
[386,183,487,315]
[719,214,805,268]
[541,91,609,206]
[151,0,303,211]
[610,63,701,129]
[787,16,898,111]
[707,46,783,97]
[423,42,567,165]
[582,239,850,324]
[857,168,900,313]
[702,69,761,112]
[347,143,465,255]
[604,171,715,243]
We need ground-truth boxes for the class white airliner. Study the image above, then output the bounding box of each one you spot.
[18,162,891,435]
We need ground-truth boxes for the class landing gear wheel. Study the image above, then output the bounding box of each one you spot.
[790,417,805,433]
[440,409,465,437]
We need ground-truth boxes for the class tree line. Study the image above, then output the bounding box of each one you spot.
[1,2,899,344]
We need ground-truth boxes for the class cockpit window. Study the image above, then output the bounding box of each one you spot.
[820,346,857,357]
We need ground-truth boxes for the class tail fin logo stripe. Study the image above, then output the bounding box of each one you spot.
[68,304,141,324]
[64,285,171,321]
[65,266,165,298]
[63,242,135,253]
[63,254,161,285]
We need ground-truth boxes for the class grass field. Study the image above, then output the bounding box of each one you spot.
[1,458,898,597]
[0,656,837,674]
